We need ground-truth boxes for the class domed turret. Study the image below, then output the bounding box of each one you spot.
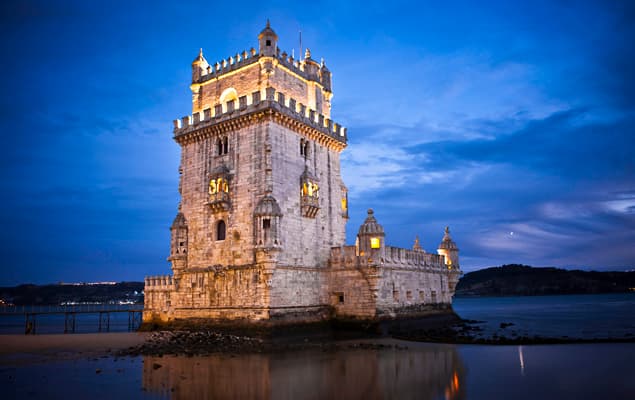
[171,212,187,229]
[254,194,283,216]
[320,59,332,92]
[437,226,459,268]
[254,194,283,249]
[356,209,385,258]
[191,48,209,82]
[169,212,188,274]
[358,209,384,236]
[258,20,278,56]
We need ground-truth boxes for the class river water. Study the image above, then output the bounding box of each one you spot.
[1,294,634,399]
[2,341,634,399]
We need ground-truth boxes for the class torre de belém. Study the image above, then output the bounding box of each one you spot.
[143,22,461,327]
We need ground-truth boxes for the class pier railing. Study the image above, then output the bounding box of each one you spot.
[0,304,143,334]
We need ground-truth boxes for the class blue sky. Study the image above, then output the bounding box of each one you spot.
[0,0,633,284]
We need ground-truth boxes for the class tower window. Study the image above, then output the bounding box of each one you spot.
[300,139,309,157]
[370,237,380,249]
[217,136,228,155]
[266,40,271,46]
[216,220,226,241]
[263,219,271,229]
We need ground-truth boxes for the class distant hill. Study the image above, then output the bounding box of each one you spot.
[0,282,144,306]
[456,264,635,297]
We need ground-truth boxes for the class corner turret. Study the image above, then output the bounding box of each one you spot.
[437,226,459,269]
[168,212,188,276]
[258,20,278,56]
[191,48,209,83]
[356,209,385,260]
[320,59,332,92]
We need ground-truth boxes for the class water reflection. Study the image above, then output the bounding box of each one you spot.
[142,344,466,399]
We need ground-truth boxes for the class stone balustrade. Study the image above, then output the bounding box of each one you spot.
[330,245,448,270]
[144,275,175,290]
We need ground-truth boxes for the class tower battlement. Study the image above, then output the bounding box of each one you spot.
[190,23,333,118]
[193,47,332,92]
[173,86,346,149]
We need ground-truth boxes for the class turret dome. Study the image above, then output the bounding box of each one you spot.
[254,194,283,216]
[358,209,385,236]
[258,20,278,40]
[438,226,458,250]
[171,212,187,229]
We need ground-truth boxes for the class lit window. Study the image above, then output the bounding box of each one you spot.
[370,237,380,249]
[209,177,229,194]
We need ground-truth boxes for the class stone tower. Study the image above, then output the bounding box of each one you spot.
[145,22,349,323]
[144,23,461,326]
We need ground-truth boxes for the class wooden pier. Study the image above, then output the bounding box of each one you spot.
[0,305,143,334]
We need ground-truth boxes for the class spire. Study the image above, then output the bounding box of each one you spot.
[438,226,458,250]
[192,48,206,64]
[258,20,278,56]
[413,236,424,252]
[305,47,312,60]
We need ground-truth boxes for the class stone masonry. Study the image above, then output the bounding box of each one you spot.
[143,22,461,326]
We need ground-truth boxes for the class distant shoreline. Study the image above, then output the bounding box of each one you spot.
[454,291,635,298]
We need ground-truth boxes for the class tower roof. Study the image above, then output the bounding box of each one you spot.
[438,226,458,250]
[192,48,207,65]
[254,194,283,216]
[358,209,385,236]
[171,212,187,229]
[258,20,278,40]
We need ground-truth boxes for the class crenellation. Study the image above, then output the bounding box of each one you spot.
[144,23,461,327]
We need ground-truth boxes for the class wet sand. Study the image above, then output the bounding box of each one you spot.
[0,332,148,365]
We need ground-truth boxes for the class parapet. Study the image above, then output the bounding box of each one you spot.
[173,87,347,149]
[193,46,331,91]
[144,275,175,291]
[329,245,447,270]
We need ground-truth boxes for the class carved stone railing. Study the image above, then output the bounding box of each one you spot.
[329,245,452,271]
[208,191,231,213]
[144,275,175,291]
[301,195,319,218]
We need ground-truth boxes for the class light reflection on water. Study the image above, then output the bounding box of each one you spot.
[2,342,635,399]
[141,344,466,400]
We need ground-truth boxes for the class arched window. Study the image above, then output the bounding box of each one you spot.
[216,220,226,241]
[219,87,238,103]
[217,136,228,155]
[300,139,309,158]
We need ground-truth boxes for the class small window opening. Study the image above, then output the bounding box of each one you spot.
[406,291,412,301]
[338,294,345,304]
[266,40,271,46]
[217,136,228,155]
[263,219,271,229]
[217,220,226,241]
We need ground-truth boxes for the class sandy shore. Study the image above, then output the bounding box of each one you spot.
[0,332,148,365]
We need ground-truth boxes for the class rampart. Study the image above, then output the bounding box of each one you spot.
[193,46,330,90]
[174,87,346,144]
